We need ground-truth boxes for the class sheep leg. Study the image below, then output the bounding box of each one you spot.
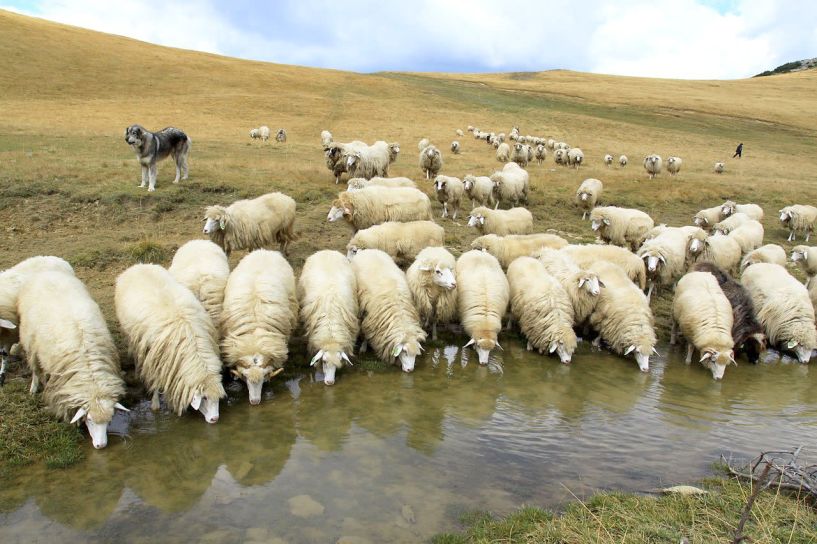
[505,317,513,331]
[359,339,368,353]
[29,373,40,394]
[432,322,438,342]
[807,231,811,242]
[526,342,533,351]
[670,319,677,345]
[788,231,794,242]
[442,204,448,218]
[452,207,458,220]
[591,335,602,348]
[646,283,654,302]
[582,211,587,220]
[0,353,7,386]
[685,343,694,364]
[151,390,161,411]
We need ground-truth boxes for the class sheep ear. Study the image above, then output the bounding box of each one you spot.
[464,338,475,348]
[578,278,586,288]
[787,339,798,349]
[603,218,611,225]
[310,350,324,366]
[341,352,353,365]
[0,318,16,330]
[804,251,808,260]
[418,264,432,271]
[70,407,87,425]
[219,219,226,230]
[699,351,712,362]
[652,347,659,355]
[114,402,130,412]
[191,393,202,410]
[549,342,558,354]
[624,345,635,355]
[392,344,404,357]
[597,279,606,288]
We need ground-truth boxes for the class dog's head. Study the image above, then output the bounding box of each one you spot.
[124,125,146,146]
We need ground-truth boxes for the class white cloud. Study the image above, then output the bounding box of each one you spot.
[3,0,814,78]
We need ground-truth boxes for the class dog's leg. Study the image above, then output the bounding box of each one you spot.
[173,153,181,184]
[140,165,148,188]
[181,153,189,180]
[148,163,158,192]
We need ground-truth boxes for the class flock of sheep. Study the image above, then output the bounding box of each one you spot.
[2,123,817,451]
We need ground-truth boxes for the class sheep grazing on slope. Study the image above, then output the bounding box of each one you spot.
[720,201,764,222]
[220,250,298,404]
[694,205,727,229]
[790,245,817,283]
[456,250,509,365]
[320,130,333,147]
[203,192,296,256]
[347,176,417,190]
[590,206,655,252]
[298,251,359,386]
[619,155,628,167]
[575,178,603,220]
[671,271,735,380]
[115,264,225,423]
[351,249,427,372]
[726,220,764,254]
[535,248,603,326]
[434,175,465,219]
[560,244,647,290]
[603,154,613,167]
[324,140,367,184]
[685,231,743,275]
[496,142,511,163]
[275,128,287,143]
[346,221,444,266]
[490,162,529,208]
[419,145,443,179]
[168,240,230,331]
[712,212,752,235]
[346,141,395,180]
[463,175,496,208]
[692,262,766,363]
[511,143,530,167]
[471,233,568,269]
[327,186,433,231]
[468,206,533,236]
[637,227,694,300]
[666,156,682,176]
[740,244,786,272]
[779,205,817,242]
[18,272,127,449]
[741,263,817,363]
[567,148,584,169]
[643,155,662,179]
[588,260,656,372]
[406,246,458,340]
[451,141,460,154]
[535,144,547,165]
[507,257,576,363]
[250,126,270,142]
[0,256,74,386]
[714,162,725,174]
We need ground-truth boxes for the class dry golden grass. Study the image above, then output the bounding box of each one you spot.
[1,8,816,351]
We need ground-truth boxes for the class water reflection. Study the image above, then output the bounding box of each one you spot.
[1,334,815,542]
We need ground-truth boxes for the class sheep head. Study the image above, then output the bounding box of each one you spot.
[779,209,792,225]
[467,213,485,228]
[623,344,656,372]
[327,199,351,222]
[203,206,228,234]
[590,216,610,232]
[699,349,735,380]
[642,252,666,275]
[230,354,283,405]
[310,349,352,385]
[786,339,813,364]
[577,273,604,296]
[71,398,129,449]
[464,336,499,365]
[345,152,361,171]
[742,333,767,364]
[419,262,456,290]
[392,341,423,372]
[463,177,474,192]
[791,247,808,262]
[346,244,360,260]
[549,341,573,364]
[434,177,447,193]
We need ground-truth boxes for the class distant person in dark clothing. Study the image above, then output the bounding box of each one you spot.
[733,143,743,158]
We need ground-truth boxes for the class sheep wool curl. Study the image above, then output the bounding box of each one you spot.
[351,249,427,372]
[220,250,298,405]
[589,206,655,252]
[560,244,647,290]
[203,192,296,256]
[275,128,287,143]
[456,129,464,137]
[18,271,126,449]
[636,227,693,300]
[406,246,458,341]
[720,201,764,222]
[567,148,584,169]
[327,186,433,232]
[419,145,443,179]
[534,248,602,326]
[619,155,628,167]
[671,271,735,379]
[712,212,752,235]
[790,245,817,279]
[0,255,74,386]
[588,260,656,372]
[463,175,496,208]
[714,162,725,174]
[468,206,533,236]
[496,142,511,163]
[347,176,417,191]
[471,233,568,269]
[693,205,725,229]
[451,141,460,154]
[603,154,613,167]
[643,154,662,178]
[433,175,465,219]
[168,240,230,331]
[779,205,817,242]
[507,257,577,363]
[115,264,225,423]
[320,130,333,147]
[575,178,603,220]
[741,263,817,363]
[456,250,509,365]
[666,156,682,175]
[490,162,529,208]
[346,221,444,267]
[346,141,394,180]
[298,250,360,386]
[740,244,787,272]
[726,220,764,254]
[685,231,743,275]
[418,138,430,151]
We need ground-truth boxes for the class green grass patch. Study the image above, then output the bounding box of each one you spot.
[70,247,126,270]
[127,239,168,265]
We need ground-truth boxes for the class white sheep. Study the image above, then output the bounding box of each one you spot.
[560,244,647,290]
[298,250,359,385]
[671,271,735,380]
[637,227,697,300]
[451,141,460,154]
[406,246,458,340]
[347,176,417,190]
[490,162,529,208]
[168,240,230,331]
[496,142,511,163]
[456,250,509,365]
[686,231,743,275]
[740,244,787,272]
[325,140,368,184]
[590,206,655,251]
[467,126,475,133]
[462,175,496,209]
[18,271,127,449]
[726,220,764,254]
[115,264,225,423]
[790,245,817,283]
[351,249,427,372]
[419,145,443,179]
[320,130,333,147]
[588,260,657,372]
[535,144,547,165]
[693,205,725,229]
[720,201,764,222]
[250,126,270,142]
[741,263,817,363]
[456,129,464,137]
[346,221,444,266]
[712,212,751,235]
[553,148,568,166]
[346,141,395,180]
[434,175,465,219]
[619,155,628,167]
[643,155,662,179]
[327,186,433,231]
[468,206,533,236]
[203,192,296,256]
[603,154,613,167]
[511,143,530,167]
[507,257,576,363]
[779,205,817,242]
[567,148,584,169]
[275,128,287,143]
[666,156,682,176]
[575,178,603,220]
[535,248,603,326]
[714,162,725,174]
[471,233,568,269]
[220,250,298,404]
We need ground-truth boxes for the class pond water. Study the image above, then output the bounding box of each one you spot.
[1,337,815,543]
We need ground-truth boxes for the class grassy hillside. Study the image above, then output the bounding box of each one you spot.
[1,7,816,370]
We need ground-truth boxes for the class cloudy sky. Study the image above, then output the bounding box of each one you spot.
[3,0,815,79]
